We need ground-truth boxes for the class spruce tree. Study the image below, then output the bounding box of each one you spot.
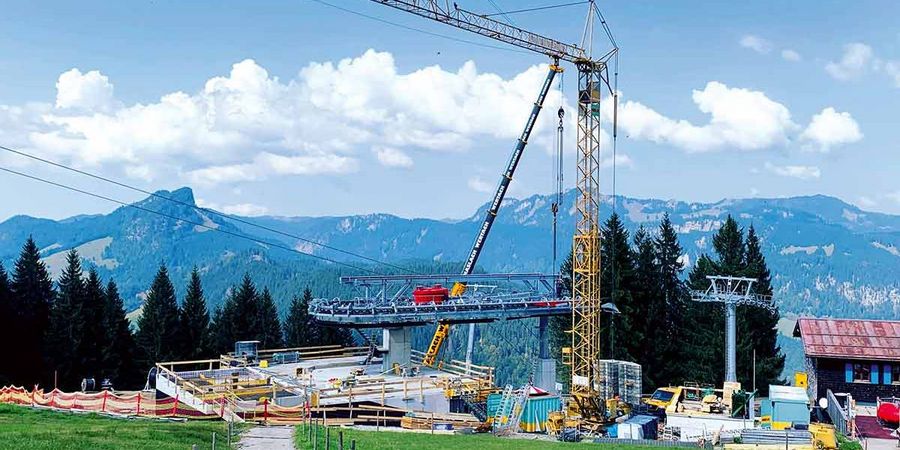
[46,249,86,390]
[284,289,312,348]
[0,263,12,385]
[231,274,261,342]
[682,254,724,385]
[102,280,138,387]
[10,236,54,386]
[179,268,211,360]
[739,225,784,392]
[599,213,636,361]
[80,268,106,377]
[257,287,283,349]
[632,225,665,389]
[654,213,689,386]
[136,265,181,365]
[210,305,229,355]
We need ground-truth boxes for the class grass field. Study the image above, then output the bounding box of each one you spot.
[294,424,663,450]
[0,403,234,450]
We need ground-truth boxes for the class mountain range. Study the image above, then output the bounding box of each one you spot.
[2,187,899,323]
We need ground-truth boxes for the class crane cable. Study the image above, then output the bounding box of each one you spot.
[552,71,564,276]
[0,165,378,274]
[0,144,418,274]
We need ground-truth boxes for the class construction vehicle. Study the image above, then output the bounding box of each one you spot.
[644,384,730,415]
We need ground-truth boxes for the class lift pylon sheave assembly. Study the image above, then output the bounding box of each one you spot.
[690,275,777,383]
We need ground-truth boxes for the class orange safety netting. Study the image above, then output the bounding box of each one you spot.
[0,385,311,422]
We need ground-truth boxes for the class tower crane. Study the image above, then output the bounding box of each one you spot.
[369,0,618,421]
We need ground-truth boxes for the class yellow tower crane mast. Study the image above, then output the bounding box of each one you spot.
[368,1,618,419]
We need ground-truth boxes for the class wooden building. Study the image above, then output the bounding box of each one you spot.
[794,317,900,403]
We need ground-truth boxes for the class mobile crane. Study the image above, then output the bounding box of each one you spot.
[370,0,618,421]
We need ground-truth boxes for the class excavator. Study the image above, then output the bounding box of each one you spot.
[420,61,564,368]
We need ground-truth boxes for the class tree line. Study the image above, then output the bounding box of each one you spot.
[0,237,351,391]
[551,213,784,394]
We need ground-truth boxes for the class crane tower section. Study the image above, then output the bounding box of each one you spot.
[570,60,606,410]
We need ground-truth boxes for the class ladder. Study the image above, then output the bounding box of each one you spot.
[493,383,530,435]
[460,390,488,422]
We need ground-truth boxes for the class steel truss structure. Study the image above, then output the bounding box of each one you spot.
[309,273,570,327]
[691,275,777,383]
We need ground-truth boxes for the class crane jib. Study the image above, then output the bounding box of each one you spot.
[461,66,559,275]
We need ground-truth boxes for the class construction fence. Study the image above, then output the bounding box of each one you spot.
[0,385,316,423]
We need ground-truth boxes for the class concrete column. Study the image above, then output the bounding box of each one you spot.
[382,327,412,373]
[725,302,737,383]
[534,316,557,393]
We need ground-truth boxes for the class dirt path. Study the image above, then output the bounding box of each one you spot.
[237,425,295,450]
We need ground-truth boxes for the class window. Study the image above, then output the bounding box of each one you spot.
[853,363,871,383]
[893,365,900,385]
[651,390,674,403]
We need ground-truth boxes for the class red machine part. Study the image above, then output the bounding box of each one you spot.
[877,401,899,425]
[412,284,449,305]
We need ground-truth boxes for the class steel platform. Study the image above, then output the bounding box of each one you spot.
[310,273,571,328]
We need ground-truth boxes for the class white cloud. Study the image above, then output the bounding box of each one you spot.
[601,153,633,168]
[3,50,574,187]
[765,162,821,180]
[196,198,269,216]
[826,43,874,80]
[800,107,862,152]
[221,203,269,216]
[740,35,772,54]
[613,81,796,152]
[885,60,900,87]
[781,49,802,62]
[858,196,877,208]
[55,68,116,111]
[467,176,493,193]
[372,146,413,168]
[887,191,900,204]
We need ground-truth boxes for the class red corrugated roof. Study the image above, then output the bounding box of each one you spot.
[793,317,900,361]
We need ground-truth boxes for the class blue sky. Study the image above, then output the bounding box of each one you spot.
[1,0,898,221]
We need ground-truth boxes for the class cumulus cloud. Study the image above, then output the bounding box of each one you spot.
[858,196,876,209]
[372,146,413,168]
[885,61,900,88]
[3,50,575,187]
[800,107,862,152]
[765,162,821,180]
[781,49,802,62]
[55,69,116,111]
[467,176,493,193]
[826,43,874,80]
[740,35,772,54]
[196,198,269,216]
[613,81,796,152]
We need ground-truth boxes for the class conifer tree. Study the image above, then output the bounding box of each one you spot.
[102,280,138,387]
[136,265,181,365]
[739,225,784,391]
[632,225,665,389]
[284,289,312,348]
[0,263,12,385]
[549,251,573,389]
[46,249,86,390]
[210,305,229,355]
[80,268,106,376]
[655,213,689,386]
[257,287,283,349]
[210,274,261,354]
[600,213,636,361]
[10,236,54,386]
[179,268,211,359]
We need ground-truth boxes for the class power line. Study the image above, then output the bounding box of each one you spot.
[484,1,589,17]
[309,0,530,55]
[486,0,516,26]
[0,165,378,274]
[0,145,416,274]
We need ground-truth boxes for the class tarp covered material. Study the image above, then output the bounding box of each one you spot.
[486,394,562,433]
[617,414,659,440]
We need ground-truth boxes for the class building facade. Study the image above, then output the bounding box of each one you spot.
[794,317,900,404]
